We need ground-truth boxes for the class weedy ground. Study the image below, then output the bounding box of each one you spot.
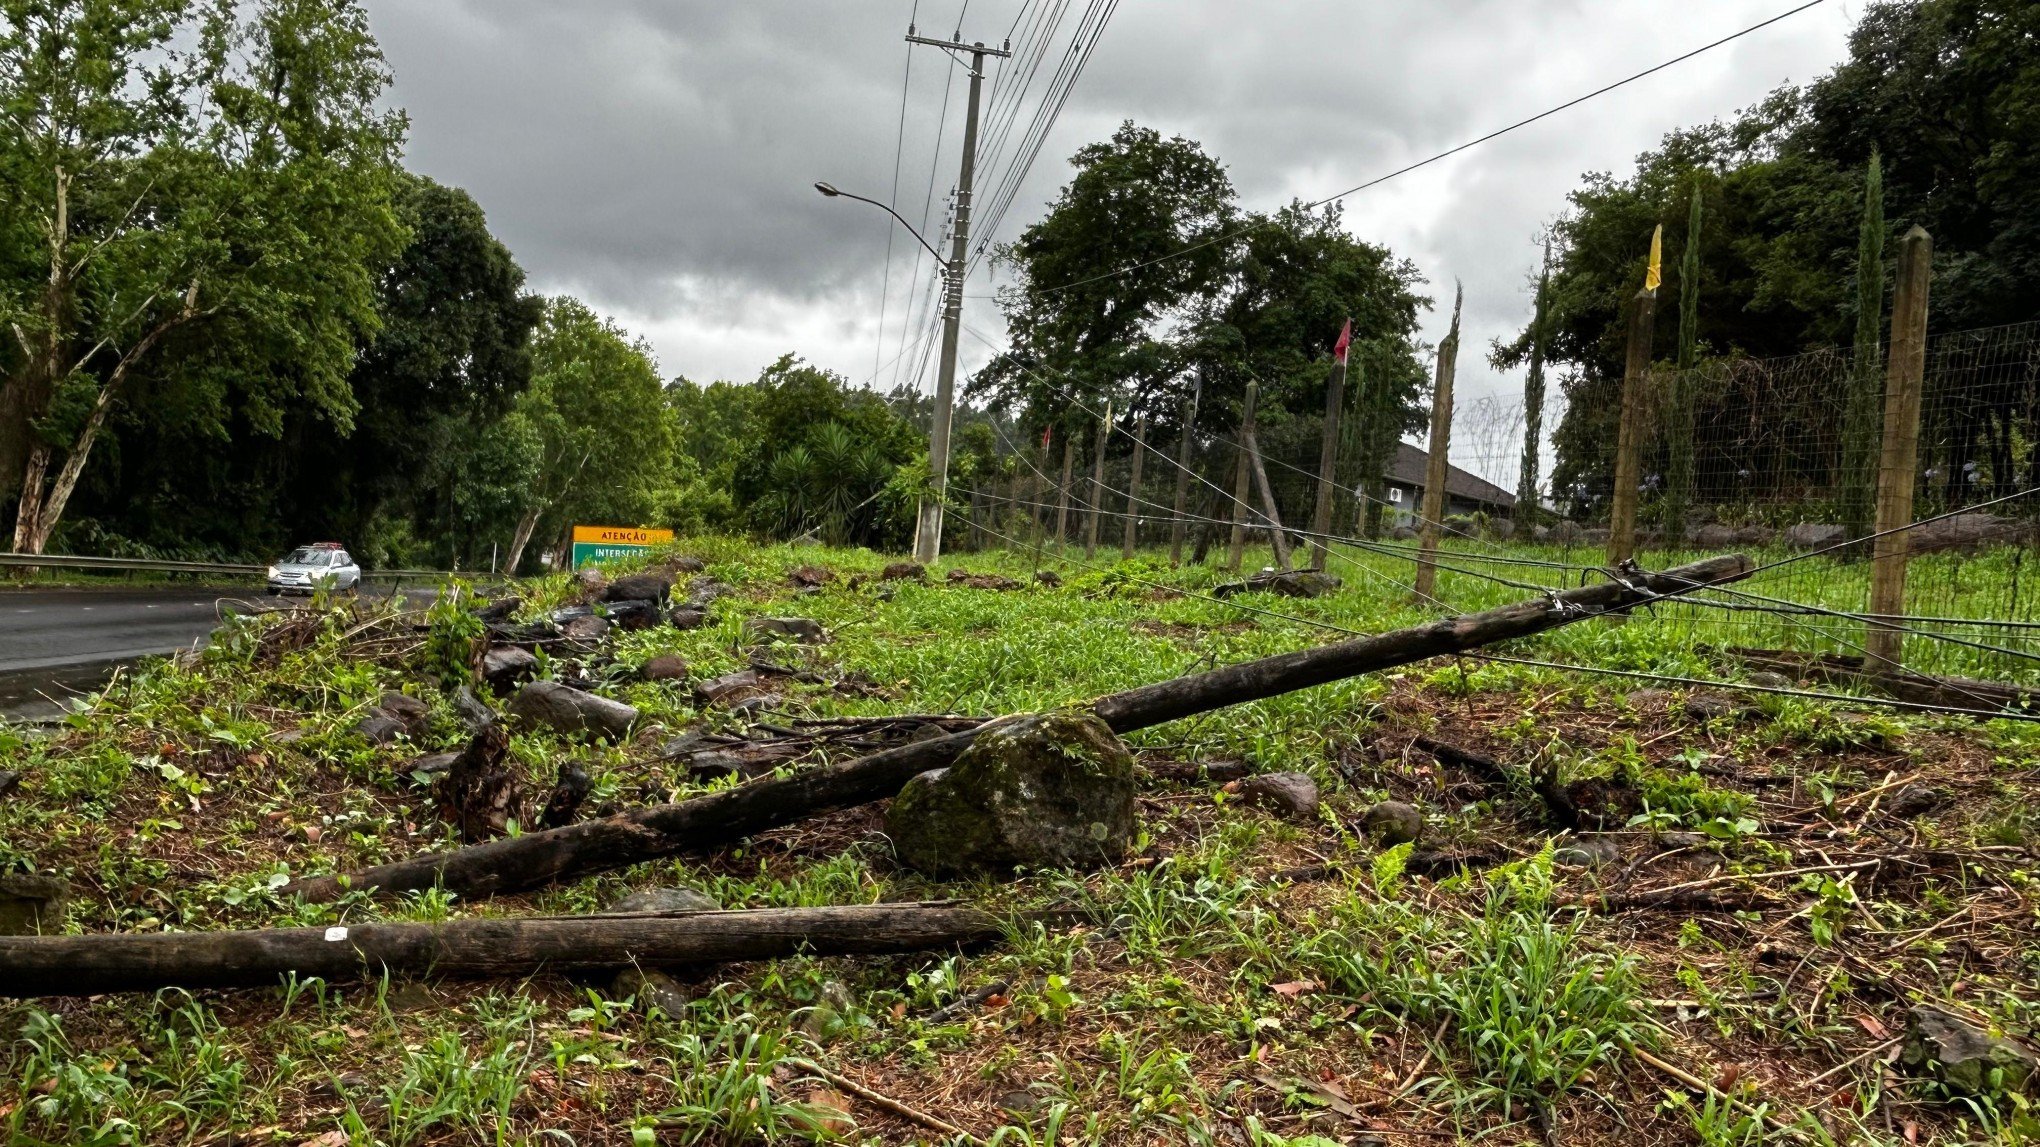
[1,536,2037,1146]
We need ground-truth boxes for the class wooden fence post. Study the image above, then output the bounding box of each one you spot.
[1227,382,1257,571]
[1243,418,1294,571]
[1865,226,1932,676]
[1084,401,1112,560]
[1607,287,1657,568]
[1169,376,1201,566]
[1054,430,1075,555]
[1415,287,1462,600]
[1122,413,1148,559]
[1310,354,1348,571]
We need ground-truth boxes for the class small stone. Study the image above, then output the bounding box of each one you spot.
[1360,800,1423,846]
[1747,670,1794,690]
[603,573,672,604]
[997,1090,1042,1116]
[560,614,612,642]
[789,565,836,587]
[1901,1003,2039,1095]
[507,680,639,740]
[0,873,69,935]
[603,599,662,631]
[481,645,539,691]
[574,567,608,593]
[1237,772,1320,821]
[746,616,828,644]
[377,691,431,736]
[696,669,762,705]
[608,887,720,915]
[0,769,19,797]
[612,967,694,1016]
[1651,831,1709,852]
[668,607,709,630]
[475,596,522,623]
[355,712,407,746]
[1034,570,1062,588]
[887,711,1137,878]
[880,561,927,582]
[801,979,856,1037]
[663,556,706,574]
[729,693,784,717]
[1887,783,1948,819]
[406,751,462,776]
[1624,688,1673,712]
[1553,834,1625,868]
[640,654,689,682]
[1684,693,1754,722]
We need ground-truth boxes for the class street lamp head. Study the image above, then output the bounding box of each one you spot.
[813,181,840,197]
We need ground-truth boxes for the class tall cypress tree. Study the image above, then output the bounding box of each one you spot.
[1663,184,1703,544]
[1840,151,1886,543]
[1516,243,1553,527]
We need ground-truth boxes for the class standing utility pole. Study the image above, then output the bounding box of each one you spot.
[1414,287,1463,601]
[905,29,1011,566]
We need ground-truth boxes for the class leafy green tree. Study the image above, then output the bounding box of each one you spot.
[500,297,674,573]
[973,122,1239,422]
[0,0,406,553]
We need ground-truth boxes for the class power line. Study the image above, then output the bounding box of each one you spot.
[873,1,920,387]
[981,0,1828,300]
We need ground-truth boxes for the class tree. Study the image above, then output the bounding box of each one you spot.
[973,122,1238,423]
[0,0,406,553]
[1511,242,1554,524]
[500,297,674,573]
[1661,184,1705,542]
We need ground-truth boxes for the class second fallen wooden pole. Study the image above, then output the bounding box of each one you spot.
[0,902,1003,998]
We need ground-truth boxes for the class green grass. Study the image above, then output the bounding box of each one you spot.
[0,534,2033,1145]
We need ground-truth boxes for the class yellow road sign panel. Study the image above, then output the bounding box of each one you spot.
[571,525,674,546]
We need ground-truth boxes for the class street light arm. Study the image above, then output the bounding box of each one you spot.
[815,182,948,265]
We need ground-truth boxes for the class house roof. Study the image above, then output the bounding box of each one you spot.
[1384,442,1516,508]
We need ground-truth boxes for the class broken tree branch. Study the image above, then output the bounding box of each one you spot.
[289,553,1753,903]
[0,901,1002,998]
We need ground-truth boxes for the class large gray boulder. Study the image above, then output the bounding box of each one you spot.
[1901,1004,2039,1095]
[508,680,638,740]
[887,712,1136,878]
[481,645,538,691]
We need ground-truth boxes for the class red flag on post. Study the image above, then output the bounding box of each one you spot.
[1333,318,1352,364]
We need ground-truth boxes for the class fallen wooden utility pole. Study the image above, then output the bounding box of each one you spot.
[289,553,1753,903]
[0,902,1001,998]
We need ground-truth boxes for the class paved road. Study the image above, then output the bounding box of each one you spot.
[0,584,429,720]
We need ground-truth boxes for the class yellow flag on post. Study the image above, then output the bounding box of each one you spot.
[1644,223,1664,292]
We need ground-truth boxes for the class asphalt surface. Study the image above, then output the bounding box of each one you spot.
[0,584,430,720]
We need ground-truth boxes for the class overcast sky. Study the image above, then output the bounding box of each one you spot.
[361,0,1861,478]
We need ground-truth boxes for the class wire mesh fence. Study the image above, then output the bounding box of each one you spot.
[952,316,2040,701]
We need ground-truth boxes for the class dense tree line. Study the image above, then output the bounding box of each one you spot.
[973,122,1433,522]
[1504,0,2040,515]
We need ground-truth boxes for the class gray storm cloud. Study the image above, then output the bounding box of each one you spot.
[364,0,1857,405]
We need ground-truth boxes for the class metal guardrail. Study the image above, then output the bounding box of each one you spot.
[0,552,449,579]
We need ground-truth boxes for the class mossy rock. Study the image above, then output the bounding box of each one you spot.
[888,711,1136,878]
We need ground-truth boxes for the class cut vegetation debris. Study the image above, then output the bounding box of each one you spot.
[2,538,2039,1146]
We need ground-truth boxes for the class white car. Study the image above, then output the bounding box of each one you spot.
[266,544,362,595]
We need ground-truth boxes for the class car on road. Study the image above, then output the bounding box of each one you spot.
[266,543,361,595]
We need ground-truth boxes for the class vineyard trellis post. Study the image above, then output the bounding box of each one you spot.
[1310,350,1348,572]
[1227,381,1258,571]
[1123,412,1147,559]
[1084,401,1111,560]
[1415,285,1462,599]
[1865,225,1932,675]
[1054,429,1075,555]
[1170,370,1202,566]
[1608,286,1658,568]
